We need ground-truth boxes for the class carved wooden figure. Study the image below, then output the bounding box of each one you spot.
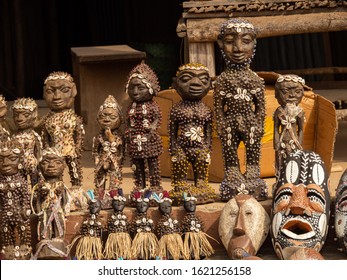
[273,74,305,175]
[93,95,124,209]
[271,150,330,260]
[68,191,104,260]
[181,193,214,260]
[214,18,267,201]
[124,63,163,197]
[169,63,215,205]
[42,71,86,211]
[11,98,43,188]
[31,148,70,259]
[103,189,132,260]
[129,190,159,259]
[0,140,32,260]
[153,191,186,260]
[218,193,270,259]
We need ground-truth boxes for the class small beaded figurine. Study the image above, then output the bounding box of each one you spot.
[181,193,214,260]
[31,147,70,259]
[129,190,159,259]
[104,188,132,260]
[273,74,305,175]
[124,63,163,199]
[11,98,43,188]
[153,191,186,260]
[68,191,104,260]
[42,71,87,211]
[0,95,11,142]
[215,18,268,201]
[0,140,32,260]
[169,63,215,205]
[93,95,124,209]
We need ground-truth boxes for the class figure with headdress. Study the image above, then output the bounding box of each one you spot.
[0,140,32,260]
[11,98,43,188]
[42,71,87,211]
[103,188,132,259]
[93,95,124,209]
[153,191,186,260]
[129,189,159,259]
[31,147,70,259]
[273,74,306,175]
[68,190,104,260]
[214,18,268,201]
[0,95,11,142]
[124,63,163,197]
[169,63,215,205]
[181,193,215,260]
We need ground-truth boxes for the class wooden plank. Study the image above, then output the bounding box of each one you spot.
[188,42,216,77]
[275,67,347,76]
[185,12,347,41]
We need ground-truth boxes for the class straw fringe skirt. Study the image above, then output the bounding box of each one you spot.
[131,232,159,260]
[158,233,187,260]
[104,232,132,260]
[183,231,215,260]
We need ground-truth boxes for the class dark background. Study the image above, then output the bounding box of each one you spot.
[1,0,347,101]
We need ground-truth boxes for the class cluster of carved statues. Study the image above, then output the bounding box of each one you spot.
[0,18,346,260]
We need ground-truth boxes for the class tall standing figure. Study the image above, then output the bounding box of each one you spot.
[214,18,267,201]
[124,63,163,197]
[273,74,305,175]
[0,95,11,142]
[42,71,87,211]
[169,63,215,205]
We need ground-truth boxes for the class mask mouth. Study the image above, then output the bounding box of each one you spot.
[281,218,315,240]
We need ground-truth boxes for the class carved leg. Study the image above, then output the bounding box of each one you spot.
[147,156,162,192]
[131,158,146,189]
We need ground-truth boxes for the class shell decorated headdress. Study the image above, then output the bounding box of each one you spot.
[125,62,160,96]
[98,95,123,120]
[44,71,74,85]
[109,188,126,202]
[152,190,172,204]
[176,63,209,77]
[276,74,305,87]
[12,98,38,112]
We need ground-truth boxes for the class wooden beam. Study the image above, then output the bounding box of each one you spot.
[275,67,347,76]
[185,12,347,41]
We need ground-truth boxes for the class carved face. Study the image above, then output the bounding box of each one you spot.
[334,169,347,253]
[184,199,196,213]
[218,29,256,65]
[127,77,153,103]
[111,199,126,212]
[0,149,21,176]
[13,108,37,130]
[275,81,304,107]
[173,69,210,101]
[97,107,121,130]
[219,194,270,259]
[89,200,101,214]
[271,150,330,259]
[159,200,172,215]
[136,200,149,214]
[44,79,77,111]
[39,153,65,179]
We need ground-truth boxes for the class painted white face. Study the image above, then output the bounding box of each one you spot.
[334,169,347,253]
[219,194,270,259]
[271,150,330,259]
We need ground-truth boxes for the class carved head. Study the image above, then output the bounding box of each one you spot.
[271,150,330,259]
[275,75,305,107]
[126,62,160,102]
[217,18,257,66]
[97,95,122,130]
[334,169,347,253]
[12,98,38,130]
[219,194,270,259]
[109,188,126,212]
[172,63,211,101]
[0,140,23,176]
[43,71,77,111]
[39,148,65,180]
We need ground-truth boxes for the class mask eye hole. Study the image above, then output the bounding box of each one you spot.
[285,160,299,184]
[312,163,325,186]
